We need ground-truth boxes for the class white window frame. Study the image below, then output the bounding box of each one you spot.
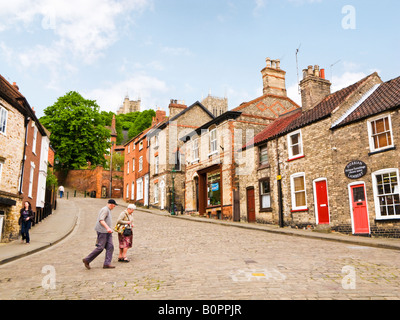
[0,160,3,185]
[126,161,130,174]
[155,134,159,147]
[126,183,129,199]
[131,181,135,200]
[0,106,8,135]
[192,138,199,162]
[132,159,135,172]
[372,168,400,220]
[155,156,159,175]
[290,172,307,211]
[154,183,159,204]
[28,162,35,199]
[367,114,394,153]
[209,128,218,155]
[139,141,143,151]
[287,129,303,160]
[139,156,143,172]
[136,178,143,200]
[32,124,38,155]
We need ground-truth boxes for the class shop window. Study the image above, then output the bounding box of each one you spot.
[290,173,307,210]
[288,130,303,160]
[207,171,221,207]
[259,178,271,210]
[373,169,400,220]
[368,115,394,153]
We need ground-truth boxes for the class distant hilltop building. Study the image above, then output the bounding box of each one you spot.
[117,95,141,115]
[201,93,228,117]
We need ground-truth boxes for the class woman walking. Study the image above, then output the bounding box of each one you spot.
[19,201,35,244]
[117,204,135,262]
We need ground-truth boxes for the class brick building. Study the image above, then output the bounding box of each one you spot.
[182,58,300,220]
[124,109,168,207]
[147,100,215,212]
[0,75,50,242]
[239,65,400,237]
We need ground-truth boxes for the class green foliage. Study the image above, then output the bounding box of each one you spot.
[128,109,156,139]
[46,168,58,190]
[40,91,111,170]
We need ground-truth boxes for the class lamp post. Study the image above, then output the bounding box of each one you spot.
[171,168,176,215]
[109,141,114,198]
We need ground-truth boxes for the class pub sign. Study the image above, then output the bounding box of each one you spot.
[345,161,368,179]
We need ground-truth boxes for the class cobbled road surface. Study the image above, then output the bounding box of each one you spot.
[0,197,400,300]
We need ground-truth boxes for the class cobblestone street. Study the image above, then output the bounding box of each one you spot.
[0,197,400,301]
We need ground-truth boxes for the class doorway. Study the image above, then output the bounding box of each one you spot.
[349,183,370,235]
[314,179,330,225]
[247,187,256,223]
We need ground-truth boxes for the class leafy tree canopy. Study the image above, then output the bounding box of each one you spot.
[128,109,156,140]
[40,91,111,170]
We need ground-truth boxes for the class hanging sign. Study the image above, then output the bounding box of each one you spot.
[345,161,368,179]
[211,183,219,192]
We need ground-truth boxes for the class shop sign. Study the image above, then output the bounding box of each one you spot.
[345,161,368,179]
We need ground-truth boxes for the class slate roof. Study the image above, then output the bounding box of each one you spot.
[241,72,387,151]
[281,72,378,135]
[332,75,400,129]
[0,74,49,137]
[242,109,302,150]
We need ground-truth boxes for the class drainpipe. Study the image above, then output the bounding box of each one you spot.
[19,116,30,194]
[276,137,284,228]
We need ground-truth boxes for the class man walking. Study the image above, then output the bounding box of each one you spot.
[83,199,118,269]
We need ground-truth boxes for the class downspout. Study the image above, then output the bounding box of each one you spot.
[276,137,284,228]
[19,116,30,194]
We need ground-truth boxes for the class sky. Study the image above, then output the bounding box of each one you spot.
[0,0,399,119]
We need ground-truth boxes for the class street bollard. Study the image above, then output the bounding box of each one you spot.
[67,192,69,200]
[74,190,76,197]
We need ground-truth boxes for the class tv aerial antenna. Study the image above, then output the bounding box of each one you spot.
[330,59,341,81]
[296,44,302,94]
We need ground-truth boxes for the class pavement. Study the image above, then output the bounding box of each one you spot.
[1,194,400,266]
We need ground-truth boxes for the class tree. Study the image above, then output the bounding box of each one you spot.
[128,109,156,139]
[40,91,111,170]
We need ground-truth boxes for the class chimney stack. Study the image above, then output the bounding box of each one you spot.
[300,65,331,112]
[168,99,187,118]
[12,82,19,91]
[261,57,287,97]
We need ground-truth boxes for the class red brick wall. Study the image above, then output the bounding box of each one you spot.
[58,166,123,199]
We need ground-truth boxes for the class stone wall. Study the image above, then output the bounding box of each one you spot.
[0,97,25,242]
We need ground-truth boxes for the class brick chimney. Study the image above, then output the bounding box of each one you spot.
[168,99,187,118]
[300,65,331,112]
[12,82,19,91]
[152,108,167,126]
[261,58,287,97]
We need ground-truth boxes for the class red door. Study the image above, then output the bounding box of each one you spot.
[315,180,330,224]
[247,188,256,223]
[350,185,370,235]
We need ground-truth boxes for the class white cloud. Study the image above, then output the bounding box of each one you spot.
[253,0,266,16]
[0,0,152,63]
[161,46,192,56]
[84,74,169,113]
[331,71,367,93]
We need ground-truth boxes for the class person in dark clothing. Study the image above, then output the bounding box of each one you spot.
[19,201,35,244]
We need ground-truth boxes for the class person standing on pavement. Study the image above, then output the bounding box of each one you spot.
[58,185,64,198]
[82,199,118,269]
[19,201,35,244]
[117,204,135,262]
